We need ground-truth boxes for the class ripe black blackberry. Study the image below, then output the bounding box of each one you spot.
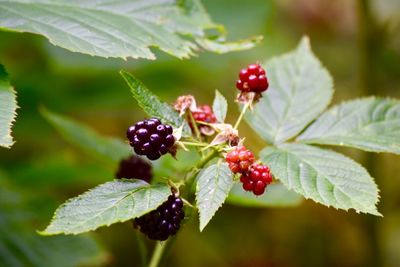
[115,155,152,183]
[127,118,175,160]
[134,195,185,241]
[236,63,269,93]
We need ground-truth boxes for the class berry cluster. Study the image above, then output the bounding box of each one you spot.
[189,105,217,135]
[134,195,185,241]
[225,146,255,173]
[192,105,217,124]
[115,155,152,183]
[127,118,175,160]
[240,164,272,195]
[236,63,269,93]
[226,146,272,196]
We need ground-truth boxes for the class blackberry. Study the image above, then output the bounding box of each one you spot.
[189,105,217,135]
[127,118,175,160]
[240,163,272,195]
[115,155,152,183]
[236,64,269,93]
[225,146,255,174]
[134,195,185,241]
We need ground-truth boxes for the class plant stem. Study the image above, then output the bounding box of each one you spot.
[180,141,208,147]
[233,99,252,130]
[187,110,201,140]
[148,241,167,267]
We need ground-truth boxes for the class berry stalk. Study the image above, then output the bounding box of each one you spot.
[148,241,167,267]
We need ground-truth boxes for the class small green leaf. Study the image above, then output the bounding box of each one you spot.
[227,183,303,208]
[120,70,191,135]
[245,36,333,144]
[196,162,233,231]
[260,144,381,215]
[298,97,400,154]
[212,90,228,123]
[0,64,17,148]
[41,108,131,163]
[41,179,170,235]
[0,0,258,60]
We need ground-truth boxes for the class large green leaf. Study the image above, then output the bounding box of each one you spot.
[42,108,131,163]
[0,0,260,60]
[121,70,191,135]
[298,97,400,154]
[41,179,170,235]
[260,144,380,215]
[227,183,303,208]
[196,162,233,231]
[0,64,17,148]
[245,37,333,144]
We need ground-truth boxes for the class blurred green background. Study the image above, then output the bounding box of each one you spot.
[1,0,400,266]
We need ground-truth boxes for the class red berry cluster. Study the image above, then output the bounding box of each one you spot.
[236,63,269,93]
[225,146,272,196]
[189,105,217,135]
[192,105,216,124]
[225,146,255,173]
[240,164,272,195]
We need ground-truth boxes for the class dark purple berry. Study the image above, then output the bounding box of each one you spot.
[134,195,185,241]
[115,155,152,182]
[127,118,176,160]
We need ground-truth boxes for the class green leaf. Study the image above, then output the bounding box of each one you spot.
[245,36,333,144]
[196,162,233,231]
[212,90,228,123]
[120,70,191,135]
[41,179,170,235]
[227,183,303,208]
[196,35,263,54]
[0,64,17,148]
[0,0,259,60]
[297,97,400,154]
[41,108,131,163]
[260,144,381,215]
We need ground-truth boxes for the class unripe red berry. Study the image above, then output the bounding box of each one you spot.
[236,63,269,93]
[225,146,255,173]
[239,163,272,196]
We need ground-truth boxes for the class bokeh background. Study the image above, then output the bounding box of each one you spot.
[1,0,400,266]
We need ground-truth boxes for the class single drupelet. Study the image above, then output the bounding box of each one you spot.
[134,195,185,241]
[240,163,272,195]
[115,155,152,182]
[225,145,255,173]
[236,63,269,93]
[127,118,175,160]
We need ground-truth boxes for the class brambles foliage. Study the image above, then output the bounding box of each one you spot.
[38,37,400,246]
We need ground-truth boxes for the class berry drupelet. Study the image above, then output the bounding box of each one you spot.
[134,195,185,241]
[240,164,273,195]
[236,63,269,93]
[225,146,255,173]
[127,118,175,160]
[115,155,152,183]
